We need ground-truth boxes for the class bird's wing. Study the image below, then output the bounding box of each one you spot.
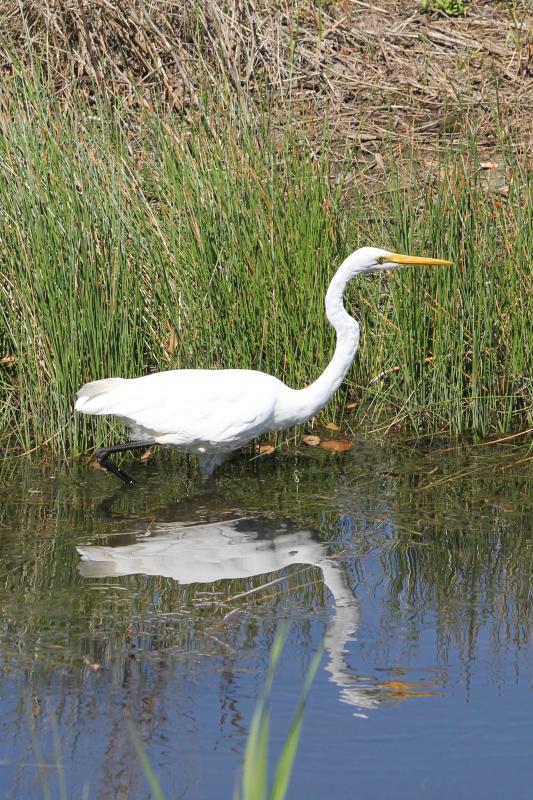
[76,369,280,446]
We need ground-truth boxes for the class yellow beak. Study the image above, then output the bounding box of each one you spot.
[384,252,452,266]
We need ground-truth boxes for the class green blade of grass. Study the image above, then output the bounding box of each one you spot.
[270,647,323,800]
[242,626,288,800]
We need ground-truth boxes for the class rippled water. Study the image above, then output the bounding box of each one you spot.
[0,438,531,799]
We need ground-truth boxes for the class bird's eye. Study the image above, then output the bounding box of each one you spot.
[376,256,386,265]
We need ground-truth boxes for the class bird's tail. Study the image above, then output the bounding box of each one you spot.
[75,377,125,414]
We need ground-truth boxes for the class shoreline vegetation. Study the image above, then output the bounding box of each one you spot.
[0,2,531,455]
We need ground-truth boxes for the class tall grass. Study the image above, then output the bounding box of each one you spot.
[0,73,530,455]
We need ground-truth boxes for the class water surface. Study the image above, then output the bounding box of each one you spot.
[0,438,531,798]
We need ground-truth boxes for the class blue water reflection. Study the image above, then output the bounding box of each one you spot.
[0,443,531,798]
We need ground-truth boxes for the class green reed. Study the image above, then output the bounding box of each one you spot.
[237,625,322,800]
[0,74,530,455]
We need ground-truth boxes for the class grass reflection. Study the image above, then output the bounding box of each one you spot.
[0,439,531,796]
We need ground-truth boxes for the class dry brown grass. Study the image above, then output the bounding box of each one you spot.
[1,1,531,155]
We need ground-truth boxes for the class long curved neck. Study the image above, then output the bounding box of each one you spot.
[291,263,360,421]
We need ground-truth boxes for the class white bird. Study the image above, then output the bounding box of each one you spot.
[75,247,451,483]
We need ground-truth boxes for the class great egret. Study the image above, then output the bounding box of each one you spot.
[75,247,451,484]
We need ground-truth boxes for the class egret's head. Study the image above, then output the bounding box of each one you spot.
[344,247,452,275]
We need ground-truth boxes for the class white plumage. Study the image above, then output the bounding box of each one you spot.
[75,247,451,479]
[76,369,298,475]
[77,370,282,446]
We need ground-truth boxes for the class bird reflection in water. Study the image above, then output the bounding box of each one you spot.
[78,508,396,715]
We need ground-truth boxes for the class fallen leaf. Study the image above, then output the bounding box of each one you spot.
[388,688,437,698]
[345,401,358,410]
[0,355,16,366]
[165,326,178,356]
[302,435,321,446]
[379,680,440,698]
[380,680,424,690]
[139,448,153,461]
[325,422,341,431]
[320,439,352,452]
[480,160,498,169]
[256,443,275,454]
[89,460,108,472]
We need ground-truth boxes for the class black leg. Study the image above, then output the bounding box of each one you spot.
[94,440,157,486]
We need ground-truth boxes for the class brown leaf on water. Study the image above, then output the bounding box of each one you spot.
[139,448,153,461]
[379,680,440,698]
[302,435,321,446]
[256,443,275,454]
[89,460,108,472]
[325,422,341,431]
[380,680,424,690]
[320,439,352,452]
[388,688,437,698]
